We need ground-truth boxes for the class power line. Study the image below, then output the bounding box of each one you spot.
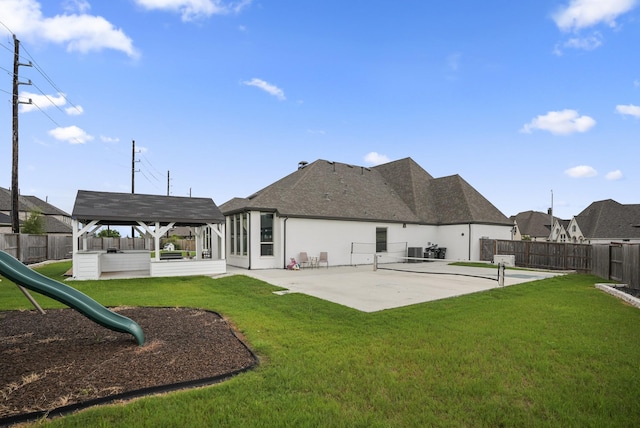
[30,81,68,115]
[0,26,84,118]
[0,19,15,37]
[140,153,163,179]
[0,64,12,76]
[19,43,83,116]
[26,99,89,145]
[0,40,13,54]
[27,99,63,128]
[0,35,92,148]
[138,170,162,191]
[140,161,161,182]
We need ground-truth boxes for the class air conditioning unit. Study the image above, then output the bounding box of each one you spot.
[493,254,515,266]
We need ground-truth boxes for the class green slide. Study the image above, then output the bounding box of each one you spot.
[0,251,144,346]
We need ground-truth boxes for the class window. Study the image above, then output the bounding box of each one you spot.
[572,225,576,232]
[230,215,236,255]
[242,213,248,256]
[376,227,387,252]
[230,213,248,256]
[260,212,274,256]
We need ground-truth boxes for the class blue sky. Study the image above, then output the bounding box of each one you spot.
[0,0,639,220]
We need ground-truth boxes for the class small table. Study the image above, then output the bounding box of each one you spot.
[310,256,318,268]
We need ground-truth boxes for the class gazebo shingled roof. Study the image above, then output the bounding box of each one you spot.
[72,190,224,226]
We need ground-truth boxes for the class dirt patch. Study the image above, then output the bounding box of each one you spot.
[0,307,257,423]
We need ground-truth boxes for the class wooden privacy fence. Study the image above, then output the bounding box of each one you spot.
[481,239,591,272]
[591,243,640,290]
[0,234,197,264]
[0,234,73,264]
[80,237,196,252]
[481,239,640,290]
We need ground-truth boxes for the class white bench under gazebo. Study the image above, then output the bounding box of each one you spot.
[71,190,226,280]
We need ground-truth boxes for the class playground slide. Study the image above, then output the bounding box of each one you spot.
[0,251,144,345]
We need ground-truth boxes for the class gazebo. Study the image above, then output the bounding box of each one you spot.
[71,190,226,280]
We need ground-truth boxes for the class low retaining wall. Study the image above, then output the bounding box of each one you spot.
[595,283,640,309]
[150,259,226,277]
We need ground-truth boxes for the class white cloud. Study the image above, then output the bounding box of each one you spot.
[63,0,91,14]
[616,104,640,118]
[66,105,84,115]
[520,109,596,135]
[242,78,286,100]
[564,33,603,50]
[48,125,94,144]
[446,52,462,71]
[100,135,120,143]
[18,90,84,116]
[553,0,638,32]
[0,0,138,58]
[605,169,624,180]
[364,152,390,166]
[135,0,252,22]
[565,165,598,178]
[18,91,65,113]
[553,33,603,55]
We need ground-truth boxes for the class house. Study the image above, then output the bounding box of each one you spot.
[568,199,640,244]
[0,212,11,233]
[550,218,571,243]
[220,157,513,269]
[0,187,72,235]
[510,210,568,242]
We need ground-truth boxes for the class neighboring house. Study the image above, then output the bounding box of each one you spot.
[550,218,571,243]
[510,210,568,242]
[0,212,11,233]
[220,157,513,269]
[0,187,72,235]
[568,199,640,244]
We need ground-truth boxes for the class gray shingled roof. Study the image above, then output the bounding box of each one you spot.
[0,187,72,233]
[0,187,70,216]
[511,210,554,238]
[43,216,72,234]
[427,174,512,225]
[574,199,640,240]
[221,158,511,226]
[222,160,421,222]
[0,212,11,225]
[374,158,438,222]
[72,190,225,226]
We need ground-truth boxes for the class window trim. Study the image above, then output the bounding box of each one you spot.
[376,227,387,253]
[260,212,274,256]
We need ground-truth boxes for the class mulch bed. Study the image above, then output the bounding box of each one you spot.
[618,287,640,298]
[0,307,258,424]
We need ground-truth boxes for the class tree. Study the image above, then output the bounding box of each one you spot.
[97,228,121,238]
[21,209,45,235]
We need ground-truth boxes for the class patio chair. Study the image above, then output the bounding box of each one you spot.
[299,252,310,269]
[318,252,329,268]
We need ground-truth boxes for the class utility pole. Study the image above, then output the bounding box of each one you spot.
[167,170,170,196]
[131,140,136,194]
[11,35,32,233]
[548,189,554,241]
[131,140,139,238]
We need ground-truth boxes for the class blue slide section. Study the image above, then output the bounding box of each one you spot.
[0,251,144,345]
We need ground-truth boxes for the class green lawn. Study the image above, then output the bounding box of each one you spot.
[2,261,640,427]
